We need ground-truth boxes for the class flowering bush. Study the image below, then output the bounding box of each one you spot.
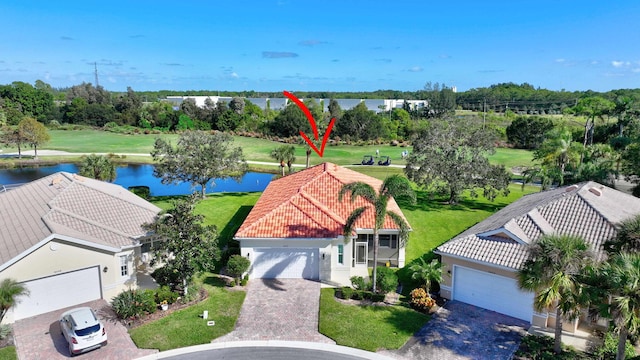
[409,288,436,312]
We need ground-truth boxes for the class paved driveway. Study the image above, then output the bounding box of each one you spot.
[13,299,157,360]
[383,301,529,360]
[213,279,334,344]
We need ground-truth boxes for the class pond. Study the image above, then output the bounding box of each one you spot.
[0,164,274,196]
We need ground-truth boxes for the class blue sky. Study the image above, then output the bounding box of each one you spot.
[1,1,639,93]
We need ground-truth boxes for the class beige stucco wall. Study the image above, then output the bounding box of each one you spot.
[0,238,135,304]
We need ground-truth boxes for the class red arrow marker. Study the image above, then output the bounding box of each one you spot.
[283,91,335,157]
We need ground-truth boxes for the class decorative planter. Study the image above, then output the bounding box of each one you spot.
[161,304,169,311]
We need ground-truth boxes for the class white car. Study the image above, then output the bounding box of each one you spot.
[59,307,108,356]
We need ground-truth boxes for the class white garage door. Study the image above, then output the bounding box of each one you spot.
[13,267,102,320]
[251,248,319,279]
[453,266,534,322]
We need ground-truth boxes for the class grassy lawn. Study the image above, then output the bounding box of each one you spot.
[402,183,539,263]
[129,274,245,351]
[0,346,17,360]
[319,288,429,351]
[2,129,535,171]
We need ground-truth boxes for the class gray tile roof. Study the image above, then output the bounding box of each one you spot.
[0,172,161,266]
[436,182,640,270]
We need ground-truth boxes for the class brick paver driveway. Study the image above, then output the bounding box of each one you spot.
[382,301,529,360]
[213,279,334,344]
[13,299,157,360]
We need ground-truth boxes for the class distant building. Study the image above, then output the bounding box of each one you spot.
[165,96,428,113]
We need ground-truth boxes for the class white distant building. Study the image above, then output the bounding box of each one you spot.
[165,96,428,113]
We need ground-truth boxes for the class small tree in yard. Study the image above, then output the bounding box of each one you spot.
[409,257,443,294]
[226,255,251,286]
[143,195,220,295]
[17,117,50,159]
[0,278,29,324]
[151,131,247,198]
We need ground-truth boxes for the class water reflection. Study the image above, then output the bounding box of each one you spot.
[0,164,273,196]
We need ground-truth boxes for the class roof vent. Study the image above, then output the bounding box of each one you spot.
[588,187,603,197]
[565,185,579,192]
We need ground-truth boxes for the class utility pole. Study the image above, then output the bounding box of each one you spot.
[483,98,486,129]
[94,62,100,87]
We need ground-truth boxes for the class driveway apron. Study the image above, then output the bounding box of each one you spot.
[213,279,334,344]
[12,299,157,360]
[383,301,528,360]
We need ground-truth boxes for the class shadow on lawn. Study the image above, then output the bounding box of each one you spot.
[397,189,509,214]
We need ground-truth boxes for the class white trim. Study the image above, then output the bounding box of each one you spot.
[235,237,337,241]
[477,227,528,245]
[0,233,123,272]
[440,284,452,292]
[435,251,519,273]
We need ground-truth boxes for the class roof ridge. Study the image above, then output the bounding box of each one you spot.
[298,190,347,226]
[65,173,159,214]
[44,206,137,241]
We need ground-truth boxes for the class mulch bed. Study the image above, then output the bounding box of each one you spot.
[124,288,210,329]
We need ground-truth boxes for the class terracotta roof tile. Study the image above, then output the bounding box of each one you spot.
[235,163,410,239]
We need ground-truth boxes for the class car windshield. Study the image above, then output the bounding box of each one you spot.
[75,324,101,337]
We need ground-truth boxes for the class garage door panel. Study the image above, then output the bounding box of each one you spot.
[13,267,102,320]
[453,266,533,322]
[251,248,319,280]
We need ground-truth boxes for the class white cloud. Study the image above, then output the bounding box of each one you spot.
[612,60,630,68]
[408,66,423,72]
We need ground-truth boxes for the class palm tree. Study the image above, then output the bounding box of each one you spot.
[339,174,416,292]
[270,145,296,176]
[518,234,594,355]
[597,253,640,360]
[409,257,442,294]
[521,165,560,191]
[604,214,640,255]
[0,278,29,324]
[79,154,117,182]
[533,127,581,185]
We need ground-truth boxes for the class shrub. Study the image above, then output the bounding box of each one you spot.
[48,119,61,129]
[240,274,249,287]
[593,330,637,360]
[376,267,398,294]
[352,291,365,300]
[350,276,370,291]
[112,289,156,319]
[370,293,386,302]
[155,285,179,305]
[151,266,181,290]
[181,284,203,304]
[409,287,436,312]
[227,255,251,285]
[340,287,354,299]
[0,324,11,340]
[129,186,150,200]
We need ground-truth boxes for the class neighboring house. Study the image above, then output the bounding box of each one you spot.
[234,162,411,286]
[0,172,160,323]
[436,181,640,331]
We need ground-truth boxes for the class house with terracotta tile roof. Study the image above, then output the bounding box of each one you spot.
[435,181,640,331]
[0,172,160,323]
[234,162,411,285]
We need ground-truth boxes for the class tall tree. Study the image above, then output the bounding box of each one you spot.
[270,145,296,176]
[79,154,117,182]
[143,195,220,295]
[151,131,247,198]
[0,127,26,159]
[405,117,511,204]
[518,234,594,355]
[533,127,582,185]
[0,278,29,324]
[591,253,640,360]
[569,96,615,150]
[506,116,555,149]
[17,117,50,159]
[338,175,416,292]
